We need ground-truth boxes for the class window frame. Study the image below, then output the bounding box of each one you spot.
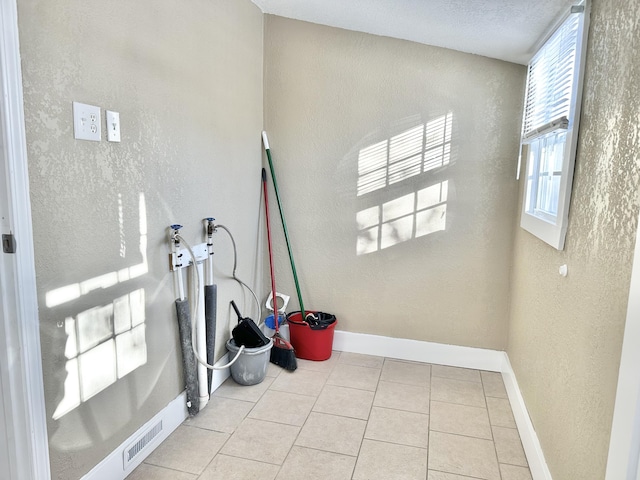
[519,2,590,250]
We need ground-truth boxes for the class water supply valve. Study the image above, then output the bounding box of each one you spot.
[204,217,216,242]
[169,224,183,271]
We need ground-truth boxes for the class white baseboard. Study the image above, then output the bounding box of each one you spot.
[208,353,232,394]
[82,355,231,480]
[82,392,187,480]
[501,353,552,480]
[333,329,505,372]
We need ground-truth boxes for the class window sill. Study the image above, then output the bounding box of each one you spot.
[520,210,567,250]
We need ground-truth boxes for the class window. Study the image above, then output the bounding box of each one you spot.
[519,2,589,250]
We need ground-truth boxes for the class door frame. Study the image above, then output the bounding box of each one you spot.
[0,0,50,478]
[606,202,640,479]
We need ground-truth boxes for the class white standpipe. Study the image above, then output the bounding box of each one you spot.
[195,261,208,410]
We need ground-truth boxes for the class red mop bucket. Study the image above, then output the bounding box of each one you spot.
[287,311,337,361]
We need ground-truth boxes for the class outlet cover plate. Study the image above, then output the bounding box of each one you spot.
[73,101,101,141]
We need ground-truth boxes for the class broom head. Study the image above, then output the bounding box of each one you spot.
[270,334,297,371]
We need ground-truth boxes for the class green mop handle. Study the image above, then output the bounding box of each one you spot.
[262,131,306,318]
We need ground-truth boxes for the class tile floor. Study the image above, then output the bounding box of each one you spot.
[129,352,532,480]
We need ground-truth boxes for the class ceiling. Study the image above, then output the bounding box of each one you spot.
[251,0,576,65]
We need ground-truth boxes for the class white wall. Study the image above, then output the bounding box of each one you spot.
[508,0,640,477]
[17,1,264,478]
[263,15,525,350]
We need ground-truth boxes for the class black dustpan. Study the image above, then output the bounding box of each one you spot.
[230,300,269,348]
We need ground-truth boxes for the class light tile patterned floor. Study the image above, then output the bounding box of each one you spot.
[129,352,532,480]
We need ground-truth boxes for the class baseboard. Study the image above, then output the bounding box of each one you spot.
[501,353,552,480]
[81,392,187,480]
[82,355,231,480]
[208,352,232,394]
[333,329,505,372]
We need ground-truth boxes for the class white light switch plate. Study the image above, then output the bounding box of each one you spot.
[106,110,121,142]
[73,101,101,141]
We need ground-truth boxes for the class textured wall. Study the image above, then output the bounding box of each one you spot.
[508,0,640,478]
[263,16,525,349]
[17,1,264,478]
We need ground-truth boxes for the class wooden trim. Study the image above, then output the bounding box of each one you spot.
[333,329,505,371]
[0,1,50,478]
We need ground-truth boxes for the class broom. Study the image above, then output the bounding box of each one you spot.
[262,168,297,371]
[262,132,307,319]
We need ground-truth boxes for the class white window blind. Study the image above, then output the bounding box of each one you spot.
[522,12,580,141]
[518,2,589,251]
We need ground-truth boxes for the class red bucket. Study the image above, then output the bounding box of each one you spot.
[287,311,336,361]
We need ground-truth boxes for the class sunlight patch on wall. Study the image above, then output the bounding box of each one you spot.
[355,113,453,255]
[52,289,147,420]
[119,193,126,258]
[357,180,448,255]
[48,192,150,420]
[416,181,448,238]
[357,112,453,196]
[45,193,148,308]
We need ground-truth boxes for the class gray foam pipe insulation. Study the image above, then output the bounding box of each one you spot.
[205,284,217,393]
[175,299,199,416]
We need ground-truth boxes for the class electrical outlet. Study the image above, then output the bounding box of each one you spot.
[106,110,121,142]
[73,102,101,141]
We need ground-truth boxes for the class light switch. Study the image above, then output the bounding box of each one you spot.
[106,110,121,142]
[73,102,101,141]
